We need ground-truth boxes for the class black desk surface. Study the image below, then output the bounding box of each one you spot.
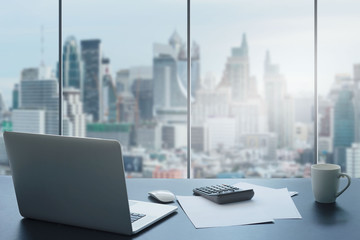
[1,176,359,240]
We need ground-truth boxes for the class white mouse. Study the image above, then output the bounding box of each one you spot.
[148,190,176,203]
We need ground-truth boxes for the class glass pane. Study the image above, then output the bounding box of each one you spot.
[191,0,314,178]
[0,0,59,175]
[318,0,360,177]
[63,0,187,178]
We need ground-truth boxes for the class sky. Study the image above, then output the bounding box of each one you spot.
[1,0,360,108]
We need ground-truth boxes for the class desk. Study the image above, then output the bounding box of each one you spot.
[1,176,359,240]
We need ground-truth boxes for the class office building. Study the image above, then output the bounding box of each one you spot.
[81,39,101,122]
[191,41,201,98]
[191,125,209,152]
[0,134,7,165]
[294,122,310,150]
[264,50,293,149]
[101,57,117,123]
[131,78,153,121]
[206,117,236,150]
[20,79,59,135]
[333,88,355,171]
[352,65,360,142]
[12,84,19,110]
[153,32,187,124]
[282,95,294,149]
[21,68,38,81]
[116,66,152,95]
[12,109,45,134]
[230,98,268,140]
[63,36,83,89]
[153,50,186,109]
[116,69,129,94]
[63,88,86,137]
[294,94,314,124]
[191,87,231,126]
[239,133,277,161]
[221,33,251,102]
[117,92,137,123]
[346,143,360,178]
[161,124,187,149]
[0,92,5,123]
[136,123,162,150]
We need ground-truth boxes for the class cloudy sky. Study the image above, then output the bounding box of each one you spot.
[1,0,359,107]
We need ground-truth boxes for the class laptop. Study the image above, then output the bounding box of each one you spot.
[3,131,177,235]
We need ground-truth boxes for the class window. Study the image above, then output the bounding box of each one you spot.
[0,0,58,175]
[62,0,187,178]
[191,0,314,178]
[1,1,358,179]
[318,0,360,178]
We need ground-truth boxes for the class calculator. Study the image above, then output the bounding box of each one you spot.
[193,184,254,204]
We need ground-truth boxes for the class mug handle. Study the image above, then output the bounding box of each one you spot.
[335,173,351,198]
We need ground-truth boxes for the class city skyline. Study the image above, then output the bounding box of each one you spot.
[1,0,360,108]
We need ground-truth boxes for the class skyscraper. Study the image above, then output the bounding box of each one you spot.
[12,109,46,134]
[153,32,187,111]
[334,88,355,171]
[101,57,117,123]
[12,84,19,110]
[21,68,38,81]
[222,33,250,102]
[81,39,101,122]
[20,79,59,134]
[191,41,201,98]
[63,36,83,89]
[131,78,153,121]
[264,50,293,149]
[0,92,6,124]
[63,88,86,137]
[346,143,360,178]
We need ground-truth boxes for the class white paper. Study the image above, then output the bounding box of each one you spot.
[233,182,302,219]
[176,195,274,228]
[177,182,302,229]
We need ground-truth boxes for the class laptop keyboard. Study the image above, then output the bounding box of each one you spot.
[130,212,146,223]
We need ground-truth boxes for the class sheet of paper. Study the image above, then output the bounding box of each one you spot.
[176,195,274,228]
[233,182,302,219]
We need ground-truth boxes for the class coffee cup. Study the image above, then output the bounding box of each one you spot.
[311,164,351,203]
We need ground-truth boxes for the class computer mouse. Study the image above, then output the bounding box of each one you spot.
[148,190,176,203]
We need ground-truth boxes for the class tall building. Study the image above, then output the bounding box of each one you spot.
[206,117,236,150]
[264,50,293,149]
[153,32,187,115]
[116,69,129,94]
[81,39,101,122]
[191,41,201,98]
[63,36,83,89]
[352,64,360,142]
[222,33,251,102]
[101,57,117,123]
[12,109,46,134]
[116,66,152,96]
[63,88,86,137]
[333,88,355,171]
[21,68,38,81]
[346,143,360,178]
[12,84,19,110]
[20,79,59,134]
[0,92,5,123]
[342,143,360,178]
[131,78,153,121]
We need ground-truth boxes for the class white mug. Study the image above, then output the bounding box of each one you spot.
[311,164,351,203]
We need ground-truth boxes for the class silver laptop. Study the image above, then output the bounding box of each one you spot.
[4,131,177,235]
